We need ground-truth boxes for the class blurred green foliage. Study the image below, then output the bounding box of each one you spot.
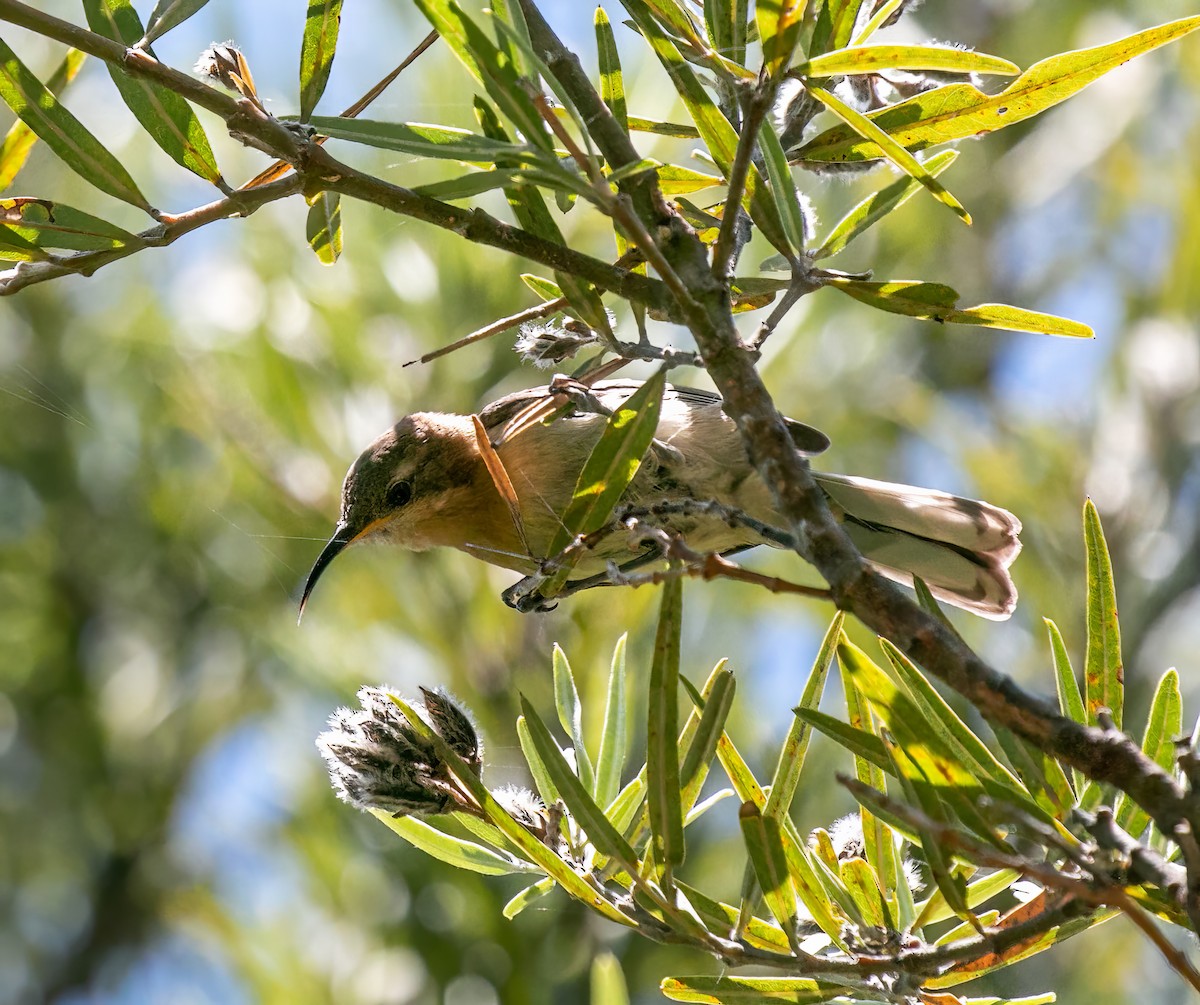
[2,1,1200,1002]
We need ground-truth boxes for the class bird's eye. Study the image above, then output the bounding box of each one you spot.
[386,480,413,509]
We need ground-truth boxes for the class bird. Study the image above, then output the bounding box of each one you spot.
[300,379,1022,619]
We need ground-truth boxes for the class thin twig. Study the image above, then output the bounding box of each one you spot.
[405,297,567,366]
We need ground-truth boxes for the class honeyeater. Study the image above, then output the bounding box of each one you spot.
[300,380,1021,619]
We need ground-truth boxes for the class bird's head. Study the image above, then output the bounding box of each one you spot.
[299,411,484,619]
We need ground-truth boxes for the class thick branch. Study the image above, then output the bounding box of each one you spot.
[517,4,1200,846]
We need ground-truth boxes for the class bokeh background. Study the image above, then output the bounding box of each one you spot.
[3,1,1200,1001]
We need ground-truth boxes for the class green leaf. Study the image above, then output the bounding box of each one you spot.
[1083,499,1123,729]
[795,16,1200,162]
[675,881,793,955]
[371,811,538,875]
[519,695,639,870]
[828,278,1094,337]
[0,39,152,212]
[813,150,958,260]
[805,84,971,224]
[552,644,596,796]
[546,368,668,556]
[738,801,803,953]
[757,0,807,79]
[83,0,224,187]
[849,0,905,44]
[837,628,896,907]
[590,952,630,1005]
[1045,617,1086,795]
[521,273,565,301]
[653,163,724,195]
[715,728,848,946]
[839,856,887,928]
[0,198,141,257]
[1115,668,1181,837]
[791,706,892,776]
[516,714,562,808]
[810,0,867,57]
[627,116,701,138]
[389,696,635,927]
[299,0,344,121]
[914,867,1021,929]
[796,44,1019,78]
[763,612,841,823]
[596,7,628,134]
[503,876,555,918]
[304,116,550,164]
[141,0,211,45]
[877,639,1031,798]
[594,634,629,811]
[757,118,808,257]
[412,0,550,152]
[0,48,85,191]
[679,662,735,814]
[305,191,342,265]
[647,577,686,876]
[624,6,793,255]
[661,975,849,1003]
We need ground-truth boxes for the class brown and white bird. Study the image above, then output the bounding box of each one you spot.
[301,380,1022,619]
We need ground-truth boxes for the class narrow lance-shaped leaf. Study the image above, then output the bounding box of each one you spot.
[1115,668,1181,837]
[838,628,896,905]
[678,663,735,814]
[0,40,152,213]
[372,811,537,876]
[0,198,141,256]
[388,696,636,927]
[1083,499,1123,729]
[805,84,971,224]
[814,149,958,260]
[1045,617,1086,796]
[850,0,906,44]
[516,715,562,809]
[590,953,630,1005]
[795,16,1200,162]
[519,695,640,872]
[809,0,865,57]
[763,612,841,823]
[503,876,554,918]
[303,116,554,165]
[0,49,85,191]
[141,0,212,45]
[594,634,629,809]
[552,644,596,796]
[738,801,803,954]
[757,0,807,79]
[661,975,849,1004]
[757,117,808,257]
[305,191,342,265]
[828,278,1094,337]
[647,576,685,877]
[795,43,1019,78]
[83,0,224,187]
[300,0,344,121]
[595,7,628,133]
[547,368,668,556]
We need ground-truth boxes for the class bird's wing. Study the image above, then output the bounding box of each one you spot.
[478,380,831,457]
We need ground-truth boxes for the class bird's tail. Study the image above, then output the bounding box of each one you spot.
[813,472,1023,620]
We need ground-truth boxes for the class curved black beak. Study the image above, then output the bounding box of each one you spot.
[298,522,355,623]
